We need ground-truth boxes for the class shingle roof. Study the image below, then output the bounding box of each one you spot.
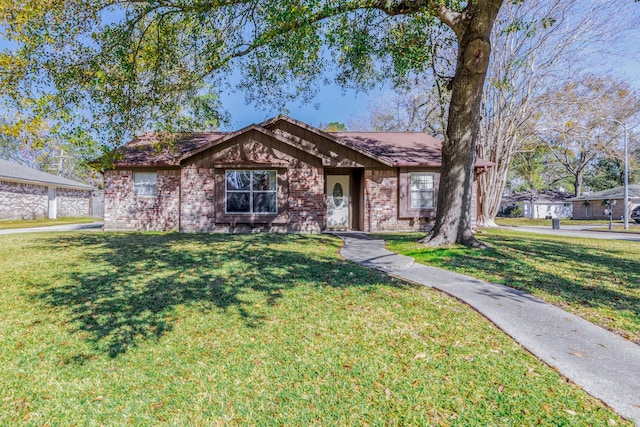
[113,131,228,167]
[329,132,493,168]
[0,159,94,190]
[570,185,640,201]
[111,117,493,169]
[501,189,574,204]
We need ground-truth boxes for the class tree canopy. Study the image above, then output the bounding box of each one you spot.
[1,0,505,245]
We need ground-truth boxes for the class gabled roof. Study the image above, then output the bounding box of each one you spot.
[0,159,94,190]
[570,185,640,201]
[110,116,493,169]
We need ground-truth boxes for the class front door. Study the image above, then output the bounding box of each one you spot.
[326,175,350,229]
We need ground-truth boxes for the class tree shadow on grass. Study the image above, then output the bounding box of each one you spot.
[381,233,640,342]
[29,233,402,357]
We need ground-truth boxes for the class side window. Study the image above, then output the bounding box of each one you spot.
[409,172,435,209]
[134,172,157,196]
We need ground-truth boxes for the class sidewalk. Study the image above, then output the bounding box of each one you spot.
[335,232,640,425]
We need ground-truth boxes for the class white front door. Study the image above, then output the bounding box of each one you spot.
[326,175,350,228]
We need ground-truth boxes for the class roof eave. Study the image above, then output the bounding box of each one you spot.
[0,176,94,190]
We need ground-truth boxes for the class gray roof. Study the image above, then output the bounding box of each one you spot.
[570,184,640,201]
[502,189,574,204]
[0,159,94,190]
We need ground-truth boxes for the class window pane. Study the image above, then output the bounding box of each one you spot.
[253,192,277,213]
[410,173,433,190]
[411,190,434,208]
[226,171,251,190]
[226,192,250,213]
[252,170,276,191]
[134,172,157,196]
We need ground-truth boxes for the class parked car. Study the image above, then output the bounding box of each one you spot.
[631,206,640,223]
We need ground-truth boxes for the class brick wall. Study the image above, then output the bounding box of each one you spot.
[0,180,48,220]
[363,169,432,232]
[287,162,324,233]
[572,199,635,220]
[103,169,180,231]
[56,188,91,217]
[180,165,216,232]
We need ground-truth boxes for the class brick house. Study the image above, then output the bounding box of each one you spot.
[570,185,640,220]
[0,159,95,220]
[103,116,492,232]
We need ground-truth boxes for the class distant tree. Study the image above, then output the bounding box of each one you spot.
[475,0,638,226]
[321,122,348,132]
[533,76,640,196]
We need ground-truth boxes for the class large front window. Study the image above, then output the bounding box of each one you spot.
[225,170,277,213]
[410,172,435,209]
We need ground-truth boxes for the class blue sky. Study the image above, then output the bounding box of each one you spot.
[1,1,639,133]
[218,84,370,131]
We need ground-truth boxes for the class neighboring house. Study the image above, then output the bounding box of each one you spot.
[499,189,574,219]
[0,159,95,220]
[103,116,492,233]
[570,184,640,220]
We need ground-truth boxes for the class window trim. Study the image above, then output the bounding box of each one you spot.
[409,172,435,209]
[398,168,438,219]
[133,171,157,197]
[224,170,278,214]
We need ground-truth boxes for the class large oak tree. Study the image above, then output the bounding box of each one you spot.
[1,0,505,246]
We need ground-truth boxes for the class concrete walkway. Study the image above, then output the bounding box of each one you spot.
[0,222,103,235]
[335,232,640,425]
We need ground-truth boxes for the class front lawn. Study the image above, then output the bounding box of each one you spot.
[376,229,640,344]
[0,232,628,425]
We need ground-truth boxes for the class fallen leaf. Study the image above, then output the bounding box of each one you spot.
[384,388,392,398]
[564,409,577,416]
[414,352,427,360]
[608,419,617,426]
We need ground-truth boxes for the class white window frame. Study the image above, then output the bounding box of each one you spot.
[133,172,157,196]
[409,172,435,209]
[225,170,277,214]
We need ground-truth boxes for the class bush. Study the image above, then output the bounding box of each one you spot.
[503,205,523,217]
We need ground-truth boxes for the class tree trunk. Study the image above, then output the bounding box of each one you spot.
[574,169,583,197]
[424,0,504,247]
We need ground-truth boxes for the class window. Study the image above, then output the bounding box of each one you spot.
[134,172,157,196]
[226,170,277,214]
[409,172,435,209]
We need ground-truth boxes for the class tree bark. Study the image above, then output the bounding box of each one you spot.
[574,169,583,197]
[423,0,504,247]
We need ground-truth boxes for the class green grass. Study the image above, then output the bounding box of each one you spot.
[376,229,640,345]
[494,217,616,226]
[0,232,629,426]
[0,216,96,229]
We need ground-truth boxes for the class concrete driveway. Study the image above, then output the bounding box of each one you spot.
[0,222,103,235]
